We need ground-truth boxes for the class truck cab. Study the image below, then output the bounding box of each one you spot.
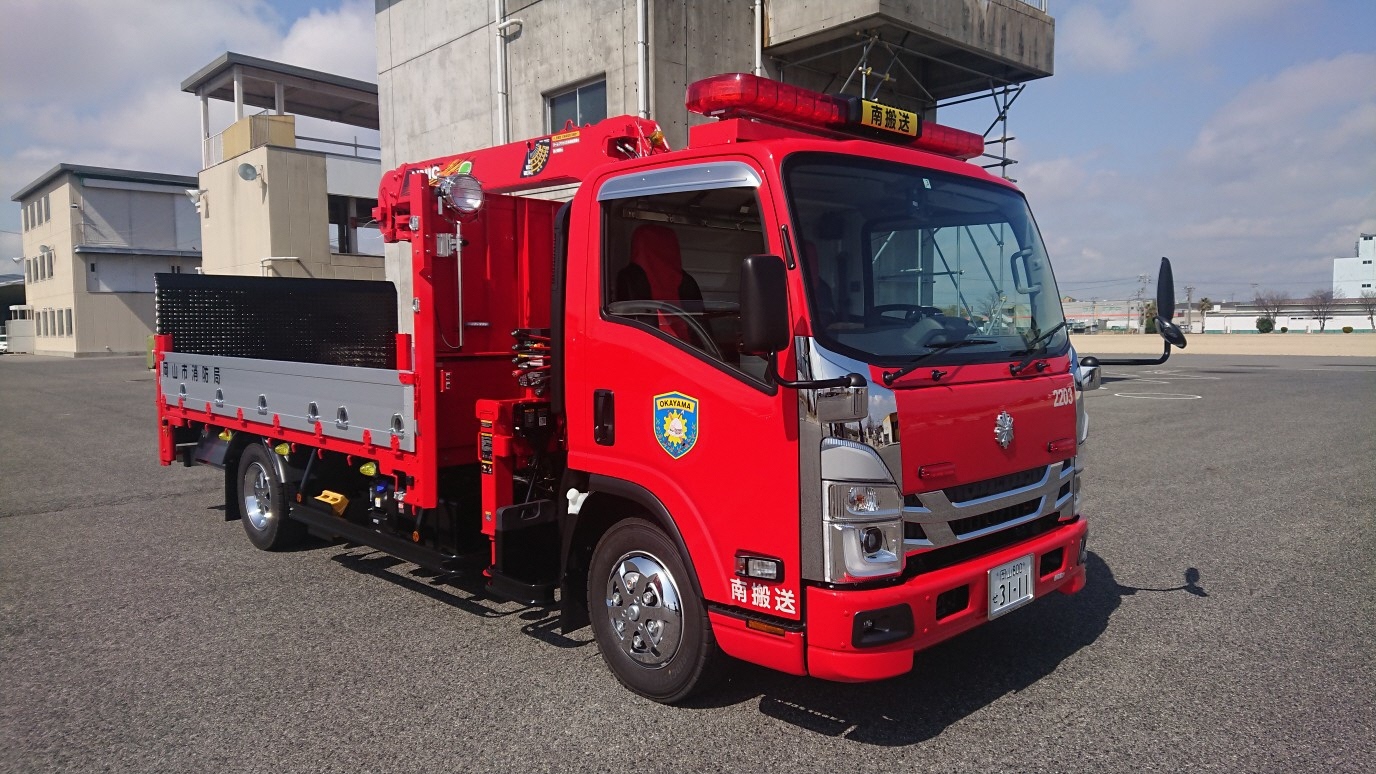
[547,77,1085,691]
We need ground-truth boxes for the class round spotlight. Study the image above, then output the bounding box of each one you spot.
[436,173,484,220]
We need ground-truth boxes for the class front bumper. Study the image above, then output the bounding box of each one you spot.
[804,518,1088,682]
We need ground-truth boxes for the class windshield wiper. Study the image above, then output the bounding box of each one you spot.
[881,339,997,386]
[1009,321,1069,375]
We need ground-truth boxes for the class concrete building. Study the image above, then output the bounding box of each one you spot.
[375,0,1055,326]
[182,53,384,280]
[1333,233,1375,298]
[10,165,202,356]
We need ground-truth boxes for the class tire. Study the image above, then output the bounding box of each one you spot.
[236,443,304,551]
[587,518,719,703]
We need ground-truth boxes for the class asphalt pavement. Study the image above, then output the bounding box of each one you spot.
[1,353,1372,773]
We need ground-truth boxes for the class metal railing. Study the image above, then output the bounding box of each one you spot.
[201,113,381,169]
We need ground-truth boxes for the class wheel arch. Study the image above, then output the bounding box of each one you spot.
[559,473,706,633]
[222,433,299,520]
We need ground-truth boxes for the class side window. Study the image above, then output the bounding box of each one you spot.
[601,185,770,382]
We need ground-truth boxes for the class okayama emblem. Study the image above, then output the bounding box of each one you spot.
[994,410,1014,449]
[654,391,699,459]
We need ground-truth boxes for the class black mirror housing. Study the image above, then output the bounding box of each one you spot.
[1155,257,1187,350]
[740,254,791,355]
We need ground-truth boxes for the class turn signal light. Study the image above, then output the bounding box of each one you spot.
[735,554,783,581]
[358,461,378,477]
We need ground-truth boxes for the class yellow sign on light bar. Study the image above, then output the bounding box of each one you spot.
[856,99,920,138]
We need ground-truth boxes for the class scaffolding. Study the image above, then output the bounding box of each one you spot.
[771,30,1035,181]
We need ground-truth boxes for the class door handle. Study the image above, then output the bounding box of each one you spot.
[593,389,615,446]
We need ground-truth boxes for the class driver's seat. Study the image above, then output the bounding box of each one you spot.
[615,223,704,341]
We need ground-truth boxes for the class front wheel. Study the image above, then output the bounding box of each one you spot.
[587,518,719,703]
[237,443,304,551]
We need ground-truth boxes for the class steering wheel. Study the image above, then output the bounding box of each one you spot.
[606,299,724,361]
[871,304,942,325]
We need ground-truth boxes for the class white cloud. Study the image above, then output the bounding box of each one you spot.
[270,2,377,82]
[1024,51,1376,299]
[2,0,375,227]
[1057,5,1139,73]
[1128,0,1295,55]
[1057,0,1299,74]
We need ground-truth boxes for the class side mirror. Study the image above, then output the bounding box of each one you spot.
[1155,257,1187,350]
[740,254,790,355]
[1076,355,1102,391]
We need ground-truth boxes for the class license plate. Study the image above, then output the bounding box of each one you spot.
[988,554,1035,619]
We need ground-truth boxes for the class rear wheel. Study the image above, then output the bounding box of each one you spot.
[237,443,304,551]
[588,518,719,703]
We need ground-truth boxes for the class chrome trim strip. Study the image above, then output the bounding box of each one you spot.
[596,161,762,201]
[903,462,1075,549]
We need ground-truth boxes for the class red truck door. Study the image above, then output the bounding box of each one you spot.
[565,159,804,629]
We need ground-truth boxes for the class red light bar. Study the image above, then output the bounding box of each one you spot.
[686,73,985,161]
[686,73,846,128]
[911,122,984,161]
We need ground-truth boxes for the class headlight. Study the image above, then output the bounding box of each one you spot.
[823,482,904,582]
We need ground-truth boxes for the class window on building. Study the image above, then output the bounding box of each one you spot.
[601,181,769,384]
[1363,283,1372,288]
[1363,260,1372,265]
[170,264,182,274]
[65,308,73,337]
[57,310,65,336]
[46,251,54,279]
[42,194,49,223]
[548,78,607,132]
[327,196,382,255]
[24,259,32,283]
[22,205,29,231]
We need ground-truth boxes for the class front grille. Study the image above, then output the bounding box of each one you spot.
[949,497,1040,537]
[943,466,1047,503]
[904,522,927,541]
[904,513,1072,578]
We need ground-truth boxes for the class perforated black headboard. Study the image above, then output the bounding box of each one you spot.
[155,273,398,369]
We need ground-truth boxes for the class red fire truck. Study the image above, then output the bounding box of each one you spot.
[155,73,1185,703]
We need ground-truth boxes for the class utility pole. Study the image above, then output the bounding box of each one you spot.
[1135,273,1151,333]
[1185,285,1195,330]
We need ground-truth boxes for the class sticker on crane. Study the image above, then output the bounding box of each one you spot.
[551,129,580,154]
[520,138,552,177]
[653,391,699,459]
[416,159,472,182]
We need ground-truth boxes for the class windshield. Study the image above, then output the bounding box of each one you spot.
[783,153,1067,366]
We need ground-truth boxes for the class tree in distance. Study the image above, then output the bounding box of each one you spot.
[1305,289,1342,333]
[1357,290,1376,331]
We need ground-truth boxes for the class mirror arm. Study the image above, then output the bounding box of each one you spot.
[765,355,867,389]
[1090,340,1174,367]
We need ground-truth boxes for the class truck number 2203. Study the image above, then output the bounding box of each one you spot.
[1052,386,1074,407]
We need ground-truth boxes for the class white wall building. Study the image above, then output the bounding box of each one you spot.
[1333,233,1375,298]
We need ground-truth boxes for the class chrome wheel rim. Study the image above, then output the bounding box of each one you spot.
[604,551,684,668]
[241,461,273,531]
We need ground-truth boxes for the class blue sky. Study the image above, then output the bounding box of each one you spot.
[3,0,1372,304]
